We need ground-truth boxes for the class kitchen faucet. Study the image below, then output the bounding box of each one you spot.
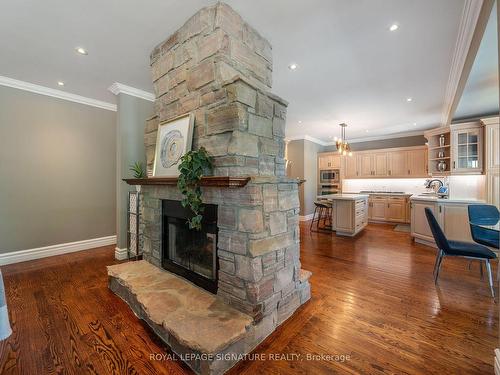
[424,179,444,191]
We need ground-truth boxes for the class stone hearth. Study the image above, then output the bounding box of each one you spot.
[109,3,311,374]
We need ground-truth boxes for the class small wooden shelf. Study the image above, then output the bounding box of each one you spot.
[123,176,251,188]
[428,145,451,150]
[429,157,451,161]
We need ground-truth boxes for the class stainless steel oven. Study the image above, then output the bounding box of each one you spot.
[320,169,340,184]
[318,184,341,195]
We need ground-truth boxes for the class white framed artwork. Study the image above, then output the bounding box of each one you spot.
[153,113,194,177]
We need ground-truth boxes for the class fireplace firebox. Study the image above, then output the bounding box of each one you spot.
[161,200,218,293]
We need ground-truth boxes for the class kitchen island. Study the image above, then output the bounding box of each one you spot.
[318,194,369,236]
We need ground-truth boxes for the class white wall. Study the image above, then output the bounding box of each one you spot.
[343,175,486,200]
[448,175,486,200]
[342,178,429,195]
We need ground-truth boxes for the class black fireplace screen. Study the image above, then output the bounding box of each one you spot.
[161,200,218,293]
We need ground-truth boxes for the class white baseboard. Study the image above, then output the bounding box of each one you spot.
[299,213,315,221]
[115,247,128,260]
[0,235,116,266]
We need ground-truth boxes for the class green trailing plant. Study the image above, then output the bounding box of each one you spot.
[177,147,214,230]
[129,161,146,178]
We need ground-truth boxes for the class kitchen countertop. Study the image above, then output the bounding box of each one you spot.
[352,191,413,196]
[318,194,369,201]
[410,195,486,204]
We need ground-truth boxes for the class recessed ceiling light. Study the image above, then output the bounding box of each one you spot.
[57,81,65,86]
[288,63,298,71]
[298,120,302,124]
[365,130,370,133]
[413,122,417,126]
[76,47,88,55]
[406,97,413,102]
[389,24,399,32]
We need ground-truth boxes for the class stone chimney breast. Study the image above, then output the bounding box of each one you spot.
[146,2,286,177]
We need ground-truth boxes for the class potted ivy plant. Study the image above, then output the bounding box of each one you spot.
[177,147,213,230]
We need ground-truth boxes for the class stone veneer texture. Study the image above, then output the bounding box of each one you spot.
[135,3,311,374]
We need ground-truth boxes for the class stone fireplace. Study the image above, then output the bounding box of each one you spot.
[108,3,311,374]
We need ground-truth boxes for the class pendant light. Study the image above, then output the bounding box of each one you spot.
[334,123,353,157]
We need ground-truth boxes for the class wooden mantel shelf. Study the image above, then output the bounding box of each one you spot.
[123,176,251,188]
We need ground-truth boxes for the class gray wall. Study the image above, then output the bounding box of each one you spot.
[322,135,426,152]
[0,85,116,253]
[286,140,305,215]
[303,139,323,216]
[286,139,323,216]
[116,93,154,249]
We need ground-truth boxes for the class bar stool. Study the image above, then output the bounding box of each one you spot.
[310,200,333,231]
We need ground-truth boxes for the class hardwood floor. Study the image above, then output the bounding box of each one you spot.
[0,223,497,374]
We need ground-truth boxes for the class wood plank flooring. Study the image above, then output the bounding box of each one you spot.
[0,223,497,374]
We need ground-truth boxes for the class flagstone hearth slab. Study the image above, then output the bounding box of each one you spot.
[107,260,253,355]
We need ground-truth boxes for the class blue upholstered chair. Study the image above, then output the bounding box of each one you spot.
[424,208,497,298]
[468,205,499,249]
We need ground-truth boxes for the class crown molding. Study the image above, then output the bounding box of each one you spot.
[108,82,155,102]
[0,75,117,111]
[441,0,492,126]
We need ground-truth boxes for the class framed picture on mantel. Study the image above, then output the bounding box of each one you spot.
[153,113,194,177]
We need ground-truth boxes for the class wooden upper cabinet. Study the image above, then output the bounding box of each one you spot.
[451,122,483,175]
[318,153,341,169]
[330,154,341,169]
[407,149,427,177]
[318,154,330,169]
[373,153,388,176]
[323,146,427,179]
[344,154,359,178]
[359,154,373,177]
[387,151,407,177]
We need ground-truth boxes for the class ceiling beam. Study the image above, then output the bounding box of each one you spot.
[441,0,495,126]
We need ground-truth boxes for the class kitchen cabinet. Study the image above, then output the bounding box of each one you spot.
[386,197,406,223]
[439,203,473,243]
[369,197,387,221]
[359,154,373,177]
[407,149,427,176]
[487,172,500,208]
[424,127,451,175]
[410,200,437,244]
[318,153,341,169]
[484,117,500,208]
[339,146,427,179]
[410,198,484,246]
[358,153,388,177]
[368,195,407,223]
[344,154,358,178]
[450,121,484,175]
[374,153,388,176]
[387,151,407,177]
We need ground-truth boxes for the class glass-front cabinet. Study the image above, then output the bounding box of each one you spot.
[451,122,483,175]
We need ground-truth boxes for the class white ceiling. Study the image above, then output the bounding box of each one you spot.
[454,3,499,121]
[1,0,490,141]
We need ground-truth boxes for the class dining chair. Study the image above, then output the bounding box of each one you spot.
[425,208,497,298]
[468,204,499,249]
